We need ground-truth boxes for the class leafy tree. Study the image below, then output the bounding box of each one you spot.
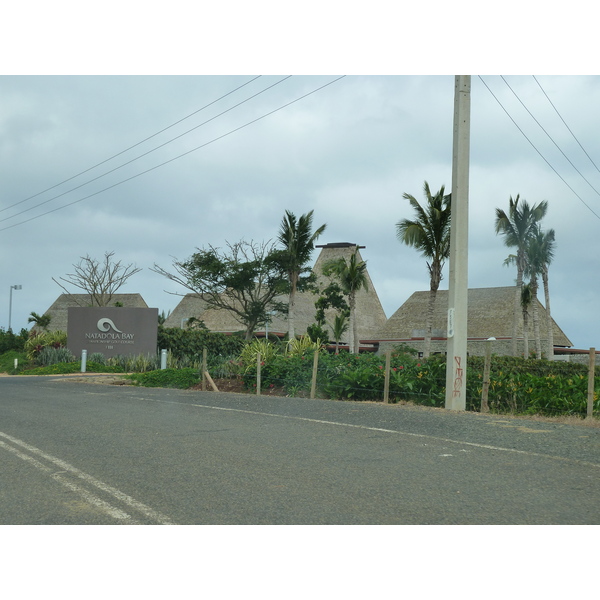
[152,240,288,340]
[28,312,51,331]
[52,251,142,307]
[277,210,326,339]
[396,181,451,358]
[322,248,368,354]
[495,195,548,356]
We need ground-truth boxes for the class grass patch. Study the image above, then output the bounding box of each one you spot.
[127,368,200,389]
[0,351,28,374]
[20,362,126,376]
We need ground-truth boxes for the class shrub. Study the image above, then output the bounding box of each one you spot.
[24,330,68,360]
[0,328,29,354]
[157,327,244,360]
[36,346,76,366]
[89,352,106,365]
[127,368,200,389]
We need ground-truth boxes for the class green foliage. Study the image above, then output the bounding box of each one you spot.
[36,346,76,367]
[89,352,106,365]
[239,338,280,371]
[28,312,52,330]
[24,330,68,360]
[0,351,28,374]
[152,240,289,339]
[0,328,29,354]
[127,368,200,389]
[306,323,329,343]
[285,335,323,356]
[157,326,244,360]
[22,362,125,375]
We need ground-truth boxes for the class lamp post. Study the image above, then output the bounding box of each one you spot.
[8,285,22,331]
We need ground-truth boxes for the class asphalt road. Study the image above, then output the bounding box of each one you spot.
[1,375,599,524]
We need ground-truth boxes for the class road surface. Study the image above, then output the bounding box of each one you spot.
[1,375,599,524]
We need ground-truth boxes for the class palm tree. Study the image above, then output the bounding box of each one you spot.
[278,210,326,340]
[28,312,51,331]
[330,312,349,354]
[322,248,369,354]
[396,181,451,358]
[495,195,548,356]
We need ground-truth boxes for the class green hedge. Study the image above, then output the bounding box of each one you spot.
[157,326,244,360]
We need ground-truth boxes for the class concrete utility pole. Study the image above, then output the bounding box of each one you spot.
[445,76,471,411]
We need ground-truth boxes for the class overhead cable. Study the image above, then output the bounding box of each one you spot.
[0,75,263,215]
[0,75,347,233]
[478,75,600,221]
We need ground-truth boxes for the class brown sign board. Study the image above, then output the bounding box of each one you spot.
[67,307,158,359]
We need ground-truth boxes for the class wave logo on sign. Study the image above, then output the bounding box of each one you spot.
[97,318,123,333]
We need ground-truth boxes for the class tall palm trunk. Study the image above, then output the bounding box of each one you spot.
[425,289,436,358]
[287,275,297,340]
[542,267,554,359]
[348,292,357,354]
[522,303,529,359]
[512,262,525,357]
[530,276,542,359]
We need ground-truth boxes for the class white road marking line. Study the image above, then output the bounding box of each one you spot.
[0,439,133,521]
[133,396,600,469]
[0,432,174,525]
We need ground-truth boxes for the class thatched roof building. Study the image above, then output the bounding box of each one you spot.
[370,286,572,357]
[164,242,388,347]
[37,293,149,332]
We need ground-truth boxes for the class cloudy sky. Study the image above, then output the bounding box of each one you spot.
[2,73,600,349]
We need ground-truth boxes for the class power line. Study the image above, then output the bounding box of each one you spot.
[478,75,600,221]
[532,75,600,175]
[500,75,600,199]
[0,75,263,215]
[0,76,347,233]
[0,76,293,224]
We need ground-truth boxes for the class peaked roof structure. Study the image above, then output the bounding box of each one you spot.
[38,293,149,333]
[374,286,572,347]
[164,242,388,344]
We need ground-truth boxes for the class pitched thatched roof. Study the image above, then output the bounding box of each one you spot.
[163,242,388,343]
[374,286,572,347]
[38,293,149,332]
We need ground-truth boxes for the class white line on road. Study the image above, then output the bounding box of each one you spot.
[0,432,174,524]
[132,396,600,470]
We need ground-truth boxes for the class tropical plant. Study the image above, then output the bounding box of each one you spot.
[495,195,548,356]
[28,312,52,331]
[36,346,76,367]
[396,181,451,358]
[330,313,349,354]
[24,330,68,361]
[285,335,323,357]
[277,210,326,339]
[322,248,369,354]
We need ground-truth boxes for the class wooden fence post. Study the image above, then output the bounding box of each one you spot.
[481,340,492,413]
[310,351,319,399]
[202,348,207,392]
[256,352,262,396]
[383,350,391,404]
[587,347,596,418]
